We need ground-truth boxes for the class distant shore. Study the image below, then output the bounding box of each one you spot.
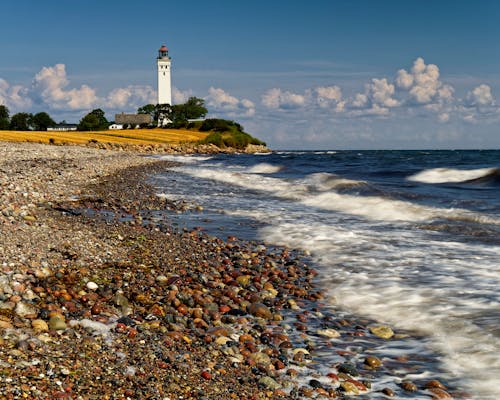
[0,129,271,154]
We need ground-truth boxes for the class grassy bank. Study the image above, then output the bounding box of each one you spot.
[0,128,208,146]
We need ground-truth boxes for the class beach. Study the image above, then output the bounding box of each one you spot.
[0,142,460,399]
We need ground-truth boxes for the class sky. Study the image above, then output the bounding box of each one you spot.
[1,0,499,149]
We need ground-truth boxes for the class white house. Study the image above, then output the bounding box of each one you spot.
[109,123,124,130]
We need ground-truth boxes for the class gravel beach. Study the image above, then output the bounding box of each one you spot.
[0,142,459,399]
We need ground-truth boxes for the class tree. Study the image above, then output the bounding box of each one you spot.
[31,112,56,131]
[78,109,109,131]
[0,105,9,130]
[137,104,156,119]
[10,112,33,131]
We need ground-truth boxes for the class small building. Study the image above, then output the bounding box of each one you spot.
[115,113,152,128]
[109,123,124,130]
[47,123,78,132]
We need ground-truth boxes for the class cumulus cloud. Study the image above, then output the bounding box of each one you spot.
[396,57,452,105]
[314,85,345,111]
[466,84,495,106]
[172,87,193,104]
[106,85,156,109]
[207,87,255,117]
[33,64,97,110]
[0,78,32,110]
[262,88,307,109]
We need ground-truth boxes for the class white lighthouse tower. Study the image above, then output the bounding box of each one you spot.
[157,44,172,105]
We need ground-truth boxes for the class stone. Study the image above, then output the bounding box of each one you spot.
[338,363,358,376]
[31,319,49,332]
[14,301,37,318]
[48,315,67,331]
[258,376,281,390]
[428,388,453,399]
[369,325,394,339]
[248,352,271,365]
[340,381,359,395]
[401,381,418,392]
[316,328,340,338]
[364,355,382,368]
[86,281,98,291]
[247,303,273,319]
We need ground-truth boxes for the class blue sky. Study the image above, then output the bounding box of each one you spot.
[1,0,499,149]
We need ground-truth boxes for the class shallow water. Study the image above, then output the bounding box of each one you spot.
[152,150,500,399]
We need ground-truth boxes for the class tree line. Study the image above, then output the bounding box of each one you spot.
[0,105,56,131]
[0,97,208,131]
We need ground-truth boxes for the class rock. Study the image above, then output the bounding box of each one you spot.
[401,381,418,392]
[369,325,394,339]
[14,301,37,318]
[316,328,340,338]
[0,319,13,329]
[31,319,49,332]
[248,352,271,365]
[382,387,395,396]
[86,281,98,291]
[340,381,360,395]
[338,363,358,376]
[247,303,273,319]
[428,388,453,399]
[258,376,281,390]
[425,380,447,390]
[48,315,67,330]
[364,355,382,368]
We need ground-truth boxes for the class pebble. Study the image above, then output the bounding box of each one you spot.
[247,303,273,319]
[369,325,394,339]
[316,328,340,338]
[86,281,98,291]
[31,319,49,332]
[364,355,382,368]
[258,376,281,390]
[48,315,67,331]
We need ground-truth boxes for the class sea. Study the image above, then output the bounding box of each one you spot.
[151,150,500,399]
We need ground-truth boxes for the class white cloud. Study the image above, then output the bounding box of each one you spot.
[367,78,400,107]
[33,64,98,110]
[106,85,156,109]
[207,87,255,117]
[172,87,193,104]
[351,93,368,108]
[467,84,495,106]
[0,78,32,110]
[438,112,450,122]
[396,69,414,89]
[396,57,452,105]
[313,85,345,112]
[261,88,306,109]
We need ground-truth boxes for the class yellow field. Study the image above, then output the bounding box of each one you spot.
[0,128,208,146]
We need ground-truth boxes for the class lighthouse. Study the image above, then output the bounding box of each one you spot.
[157,44,172,105]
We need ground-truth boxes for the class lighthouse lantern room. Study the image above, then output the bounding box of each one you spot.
[157,44,172,106]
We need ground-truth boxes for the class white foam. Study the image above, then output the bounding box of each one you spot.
[408,167,496,184]
[247,163,282,174]
[257,220,500,399]
[174,166,499,224]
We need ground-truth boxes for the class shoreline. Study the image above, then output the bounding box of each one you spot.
[0,142,458,399]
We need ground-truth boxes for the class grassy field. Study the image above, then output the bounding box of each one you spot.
[0,128,208,146]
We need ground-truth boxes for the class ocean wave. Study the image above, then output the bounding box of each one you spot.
[407,167,499,184]
[247,163,283,174]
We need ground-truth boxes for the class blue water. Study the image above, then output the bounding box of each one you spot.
[152,150,500,399]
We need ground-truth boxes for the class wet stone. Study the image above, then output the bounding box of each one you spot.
[369,325,394,339]
[364,355,382,369]
[338,362,359,376]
